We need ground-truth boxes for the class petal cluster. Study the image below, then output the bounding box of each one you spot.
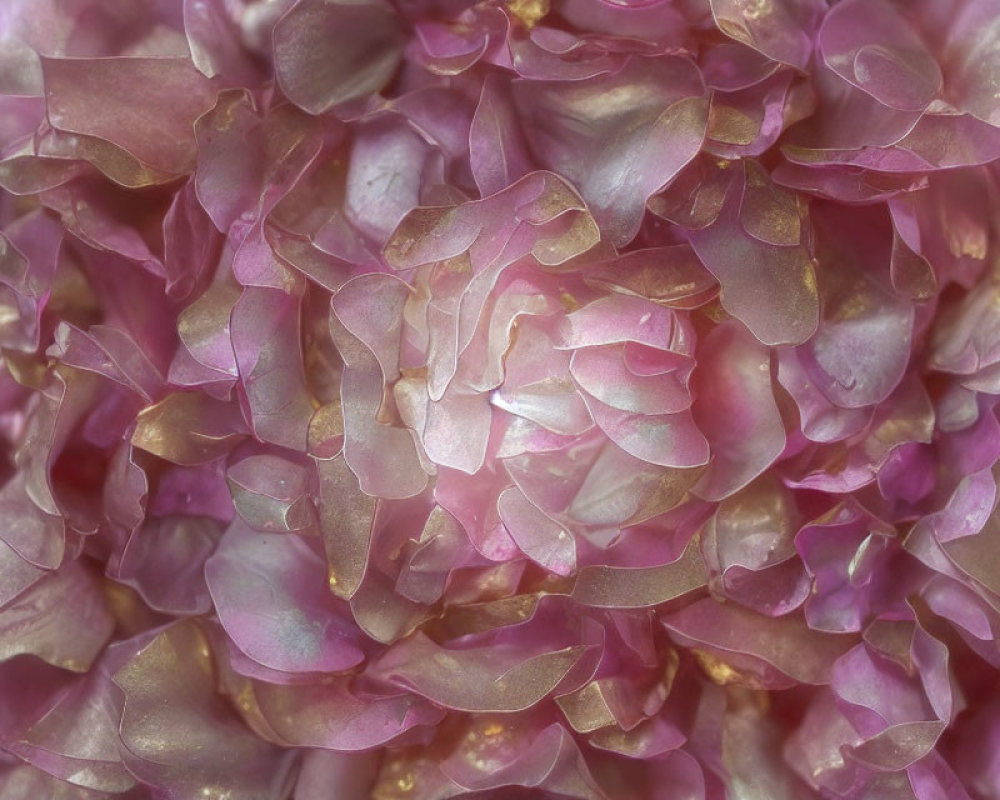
[2,1,1000,798]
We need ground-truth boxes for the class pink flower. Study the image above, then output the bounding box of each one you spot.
[3,0,1000,797]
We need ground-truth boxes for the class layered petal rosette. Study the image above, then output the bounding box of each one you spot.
[2,0,1000,798]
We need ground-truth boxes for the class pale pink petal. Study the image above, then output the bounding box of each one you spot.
[470,72,534,197]
[205,520,365,674]
[692,321,786,500]
[498,485,576,576]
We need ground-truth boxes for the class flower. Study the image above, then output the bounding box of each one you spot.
[2,0,1000,797]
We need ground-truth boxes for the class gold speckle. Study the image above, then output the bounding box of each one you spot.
[948,229,987,260]
[507,0,549,28]
[441,253,472,274]
[693,649,761,688]
[708,105,759,146]
[559,292,581,312]
[556,681,617,733]
[663,648,681,695]
[395,773,415,793]
[742,0,772,20]
[483,722,505,737]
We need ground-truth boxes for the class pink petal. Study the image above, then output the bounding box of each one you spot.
[512,56,707,247]
[273,0,406,115]
[205,520,365,674]
[584,394,709,469]
[227,454,316,533]
[41,56,216,174]
[687,163,818,346]
[251,676,446,750]
[498,485,576,575]
[819,0,941,112]
[0,561,112,671]
[663,600,855,688]
[711,0,825,69]
[470,72,534,197]
[113,516,219,616]
[691,321,786,500]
